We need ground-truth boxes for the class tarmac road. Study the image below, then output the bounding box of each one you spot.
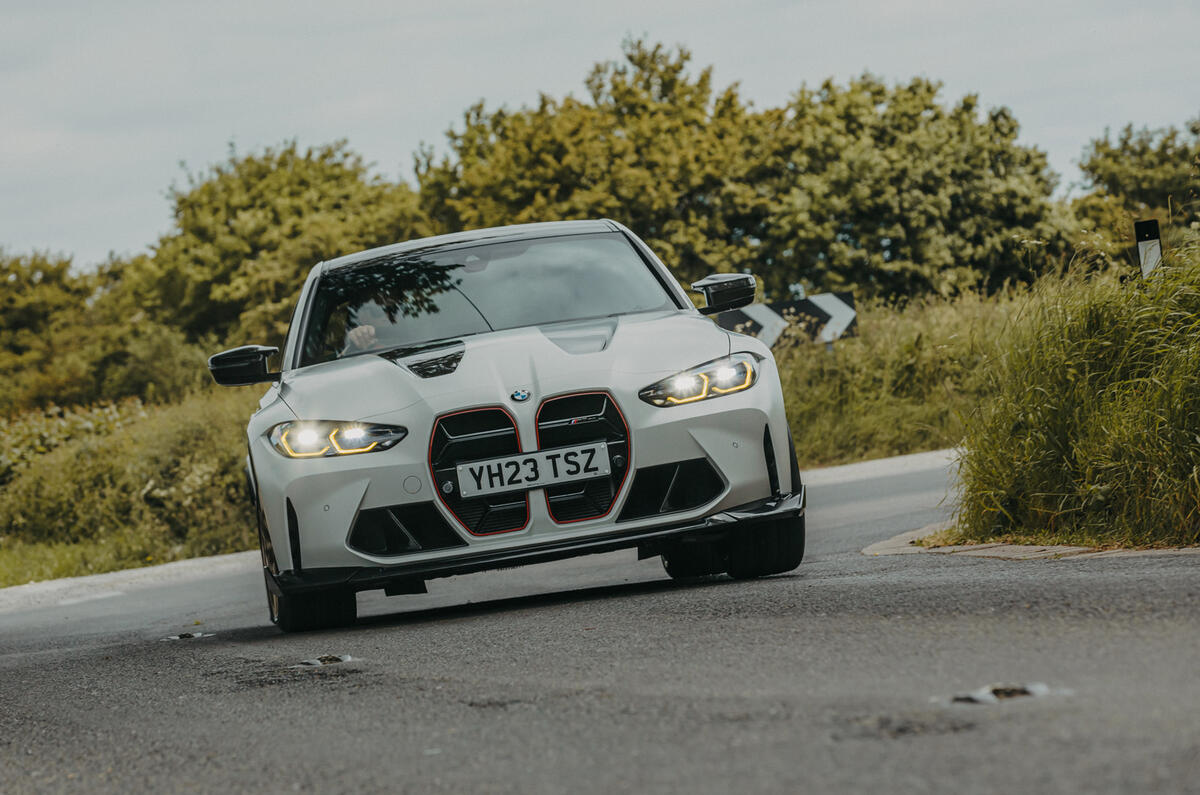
[2,449,1199,794]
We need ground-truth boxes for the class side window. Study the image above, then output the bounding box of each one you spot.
[316,304,351,363]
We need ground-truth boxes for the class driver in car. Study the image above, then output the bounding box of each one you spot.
[343,302,388,354]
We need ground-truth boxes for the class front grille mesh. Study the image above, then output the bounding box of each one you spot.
[429,409,529,534]
[536,392,630,523]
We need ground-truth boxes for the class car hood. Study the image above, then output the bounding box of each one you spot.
[277,310,732,421]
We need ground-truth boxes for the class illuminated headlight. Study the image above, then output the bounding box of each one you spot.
[268,421,408,458]
[639,353,760,407]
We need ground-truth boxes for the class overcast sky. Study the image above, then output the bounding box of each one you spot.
[2,0,1197,269]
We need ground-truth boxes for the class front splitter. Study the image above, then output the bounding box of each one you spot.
[268,487,805,595]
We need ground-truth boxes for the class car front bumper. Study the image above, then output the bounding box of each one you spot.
[266,487,805,596]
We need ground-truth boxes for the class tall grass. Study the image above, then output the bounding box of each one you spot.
[954,236,1200,547]
[777,290,1020,466]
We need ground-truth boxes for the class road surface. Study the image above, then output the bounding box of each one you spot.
[2,450,1198,793]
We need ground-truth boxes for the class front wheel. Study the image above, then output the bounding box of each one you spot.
[265,571,357,633]
[725,514,806,579]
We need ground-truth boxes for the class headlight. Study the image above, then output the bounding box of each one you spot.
[268,421,408,458]
[639,353,760,407]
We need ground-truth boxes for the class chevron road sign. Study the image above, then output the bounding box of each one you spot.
[714,292,857,349]
[1135,219,1163,278]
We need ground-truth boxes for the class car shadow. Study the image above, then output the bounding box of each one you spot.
[219,573,750,644]
[358,573,740,629]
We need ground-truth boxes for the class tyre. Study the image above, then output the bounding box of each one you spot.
[265,571,357,633]
[661,539,725,579]
[725,514,806,579]
[725,432,805,579]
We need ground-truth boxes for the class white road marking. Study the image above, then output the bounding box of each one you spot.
[0,550,260,615]
[810,488,950,530]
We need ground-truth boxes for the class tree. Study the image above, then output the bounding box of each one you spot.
[1080,119,1200,223]
[751,76,1074,297]
[0,251,210,413]
[0,252,92,410]
[419,41,771,287]
[122,141,430,347]
[419,41,1073,300]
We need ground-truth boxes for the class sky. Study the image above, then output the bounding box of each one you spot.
[2,0,1197,270]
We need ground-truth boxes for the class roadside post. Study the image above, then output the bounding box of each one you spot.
[714,292,857,350]
[1135,219,1163,278]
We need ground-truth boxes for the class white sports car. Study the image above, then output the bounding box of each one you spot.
[209,220,805,632]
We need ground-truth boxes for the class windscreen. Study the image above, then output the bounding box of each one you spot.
[299,232,677,367]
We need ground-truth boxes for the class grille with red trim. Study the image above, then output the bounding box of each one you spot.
[429,408,529,535]
[535,392,630,523]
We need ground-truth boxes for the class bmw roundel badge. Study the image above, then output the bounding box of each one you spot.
[510,389,531,402]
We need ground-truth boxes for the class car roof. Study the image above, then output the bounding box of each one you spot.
[319,219,623,273]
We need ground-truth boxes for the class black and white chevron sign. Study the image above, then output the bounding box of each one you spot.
[715,292,857,348]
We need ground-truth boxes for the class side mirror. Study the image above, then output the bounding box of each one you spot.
[208,345,280,386]
[690,273,757,316]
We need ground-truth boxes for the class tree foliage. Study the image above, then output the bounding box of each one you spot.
[420,40,1072,298]
[122,141,429,347]
[418,42,765,285]
[0,251,91,381]
[3,39,1156,417]
[1081,119,1200,222]
[0,251,208,412]
[752,76,1073,297]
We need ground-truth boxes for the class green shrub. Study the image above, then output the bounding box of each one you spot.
[955,237,1200,547]
[0,399,149,487]
[1,316,213,414]
[0,388,261,586]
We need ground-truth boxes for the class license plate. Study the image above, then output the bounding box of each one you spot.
[456,442,611,498]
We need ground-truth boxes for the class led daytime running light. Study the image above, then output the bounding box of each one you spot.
[330,427,379,455]
[270,421,407,458]
[666,373,709,405]
[279,428,330,457]
[639,353,759,407]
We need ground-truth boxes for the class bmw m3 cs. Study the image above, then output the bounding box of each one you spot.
[209,220,805,632]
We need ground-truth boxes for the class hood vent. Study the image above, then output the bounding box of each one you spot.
[408,350,464,378]
[379,341,465,378]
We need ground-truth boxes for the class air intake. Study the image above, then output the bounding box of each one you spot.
[348,502,467,556]
[617,458,724,522]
